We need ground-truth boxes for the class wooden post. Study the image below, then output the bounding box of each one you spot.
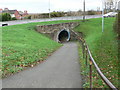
[85,46,88,66]
[82,42,85,58]
[89,58,92,88]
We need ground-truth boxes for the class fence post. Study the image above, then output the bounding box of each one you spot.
[76,32,117,89]
[82,42,86,59]
[89,58,92,89]
[82,42,84,58]
[85,46,88,66]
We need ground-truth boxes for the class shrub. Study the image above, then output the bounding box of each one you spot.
[2,13,11,21]
[41,13,49,18]
[50,11,64,17]
[28,15,31,19]
[11,17,17,20]
[0,14,2,21]
[87,10,96,15]
[24,15,32,19]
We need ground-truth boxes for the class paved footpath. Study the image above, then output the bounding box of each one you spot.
[2,42,82,88]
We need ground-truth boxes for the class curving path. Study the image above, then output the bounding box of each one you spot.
[2,42,82,88]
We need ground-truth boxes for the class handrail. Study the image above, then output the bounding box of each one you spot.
[87,46,117,89]
[71,30,117,89]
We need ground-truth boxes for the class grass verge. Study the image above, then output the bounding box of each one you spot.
[75,18,118,88]
[2,20,79,78]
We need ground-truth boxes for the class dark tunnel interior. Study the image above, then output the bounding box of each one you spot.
[58,30,69,42]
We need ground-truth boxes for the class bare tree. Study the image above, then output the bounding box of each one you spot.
[104,0,119,12]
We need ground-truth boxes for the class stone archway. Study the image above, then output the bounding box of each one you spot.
[57,29,70,43]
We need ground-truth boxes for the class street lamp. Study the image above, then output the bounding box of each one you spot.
[102,0,105,32]
[118,1,120,10]
[49,0,51,18]
[83,0,85,21]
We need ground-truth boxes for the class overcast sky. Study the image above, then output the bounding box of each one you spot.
[0,0,103,13]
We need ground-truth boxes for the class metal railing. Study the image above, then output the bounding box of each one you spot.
[72,30,117,89]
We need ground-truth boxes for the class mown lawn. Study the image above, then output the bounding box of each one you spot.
[75,18,118,88]
[2,20,79,78]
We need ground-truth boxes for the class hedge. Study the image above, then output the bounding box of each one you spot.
[0,13,11,21]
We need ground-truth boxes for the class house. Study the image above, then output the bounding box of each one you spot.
[20,10,28,19]
[0,8,28,20]
[0,8,3,13]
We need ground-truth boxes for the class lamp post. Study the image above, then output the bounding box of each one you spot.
[118,1,120,10]
[48,0,51,18]
[102,0,104,32]
[83,0,85,21]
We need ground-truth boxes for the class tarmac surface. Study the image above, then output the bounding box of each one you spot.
[2,42,82,88]
[1,15,102,26]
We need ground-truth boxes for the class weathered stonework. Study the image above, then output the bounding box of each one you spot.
[36,22,80,42]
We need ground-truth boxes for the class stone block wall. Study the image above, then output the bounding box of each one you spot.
[36,22,80,42]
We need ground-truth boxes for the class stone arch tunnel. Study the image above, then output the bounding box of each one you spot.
[36,22,80,43]
[57,29,70,42]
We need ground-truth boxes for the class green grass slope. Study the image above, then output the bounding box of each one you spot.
[75,18,118,88]
[2,20,79,78]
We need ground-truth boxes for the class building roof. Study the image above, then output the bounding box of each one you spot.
[0,8,2,11]
[18,11,24,15]
[0,8,3,13]
[2,10,17,14]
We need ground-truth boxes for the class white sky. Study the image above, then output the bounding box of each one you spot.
[0,0,103,13]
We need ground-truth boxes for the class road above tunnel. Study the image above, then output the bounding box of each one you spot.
[2,42,82,88]
[1,15,101,26]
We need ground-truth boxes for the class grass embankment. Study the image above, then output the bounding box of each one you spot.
[2,20,79,78]
[75,18,118,88]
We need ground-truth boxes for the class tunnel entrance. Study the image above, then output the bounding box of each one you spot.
[58,30,70,43]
